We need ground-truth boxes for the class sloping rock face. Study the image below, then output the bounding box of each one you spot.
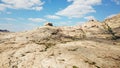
[103,14,120,37]
[81,20,106,39]
[104,14,120,29]
[0,14,120,68]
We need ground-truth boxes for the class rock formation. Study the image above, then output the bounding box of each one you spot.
[0,14,120,68]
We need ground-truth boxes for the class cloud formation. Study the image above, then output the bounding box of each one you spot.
[45,15,61,19]
[84,16,96,20]
[0,0,44,11]
[0,18,16,21]
[112,0,120,5]
[56,0,101,18]
[28,18,46,22]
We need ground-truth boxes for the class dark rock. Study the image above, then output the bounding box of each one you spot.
[44,22,53,26]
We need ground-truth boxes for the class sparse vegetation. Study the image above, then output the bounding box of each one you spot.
[73,66,78,68]
[12,65,18,68]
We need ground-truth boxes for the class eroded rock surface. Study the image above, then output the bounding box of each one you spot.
[0,14,120,68]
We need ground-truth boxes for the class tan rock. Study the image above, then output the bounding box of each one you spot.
[0,14,120,68]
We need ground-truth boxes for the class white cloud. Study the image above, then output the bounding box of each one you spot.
[45,15,61,19]
[0,4,11,11]
[6,12,12,14]
[0,23,40,32]
[28,18,46,22]
[57,21,71,26]
[84,16,96,20]
[0,18,43,32]
[5,18,16,21]
[32,7,43,11]
[106,14,117,19]
[0,23,13,31]
[112,0,120,5]
[0,18,16,21]
[76,21,85,24]
[56,0,101,18]
[0,0,44,11]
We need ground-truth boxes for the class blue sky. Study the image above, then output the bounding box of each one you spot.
[0,0,120,32]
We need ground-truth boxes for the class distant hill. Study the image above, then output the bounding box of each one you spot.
[0,29,9,32]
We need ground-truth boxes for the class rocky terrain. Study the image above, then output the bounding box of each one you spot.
[0,14,120,68]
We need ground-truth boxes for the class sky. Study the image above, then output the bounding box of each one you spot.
[0,0,120,32]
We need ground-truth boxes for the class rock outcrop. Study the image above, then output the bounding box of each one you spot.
[44,22,53,26]
[104,14,120,29]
